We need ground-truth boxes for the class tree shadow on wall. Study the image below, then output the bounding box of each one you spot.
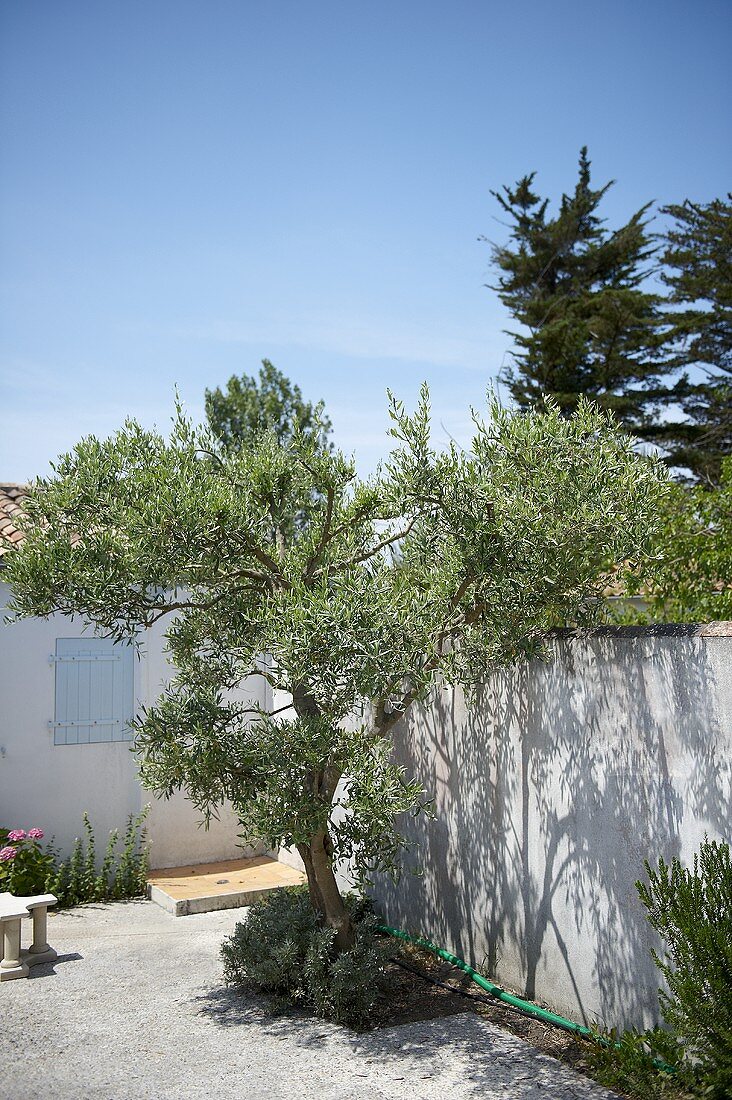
[372,633,731,1030]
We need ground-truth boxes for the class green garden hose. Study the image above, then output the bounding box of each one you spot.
[377,922,594,1038]
[376,922,677,1075]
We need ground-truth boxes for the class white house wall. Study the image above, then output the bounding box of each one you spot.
[0,580,268,869]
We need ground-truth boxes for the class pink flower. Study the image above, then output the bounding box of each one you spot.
[6,830,26,842]
[27,828,44,840]
[0,846,18,862]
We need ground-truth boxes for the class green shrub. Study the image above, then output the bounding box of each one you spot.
[590,837,732,1099]
[637,838,732,1098]
[2,812,149,906]
[0,827,56,895]
[45,809,150,907]
[110,811,150,899]
[590,1026,693,1099]
[221,886,389,1028]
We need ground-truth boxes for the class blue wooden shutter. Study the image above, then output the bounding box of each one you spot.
[52,638,135,745]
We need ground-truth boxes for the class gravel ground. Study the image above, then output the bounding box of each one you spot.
[0,900,621,1100]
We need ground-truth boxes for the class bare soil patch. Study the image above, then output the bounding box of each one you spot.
[369,943,599,1084]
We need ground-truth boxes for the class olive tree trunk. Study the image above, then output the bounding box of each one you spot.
[297,830,355,951]
[290,685,355,952]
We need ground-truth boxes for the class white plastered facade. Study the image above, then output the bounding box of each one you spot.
[0,580,269,868]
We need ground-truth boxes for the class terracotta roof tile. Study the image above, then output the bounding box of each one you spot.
[0,484,27,558]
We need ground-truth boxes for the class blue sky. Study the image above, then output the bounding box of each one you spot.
[1,0,730,479]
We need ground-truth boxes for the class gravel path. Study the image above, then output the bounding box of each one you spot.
[0,900,621,1100]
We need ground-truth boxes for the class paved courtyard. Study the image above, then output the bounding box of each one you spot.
[1,900,621,1100]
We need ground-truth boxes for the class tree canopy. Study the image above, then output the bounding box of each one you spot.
[485,148,675,434]
[620,455,732,622]
[205,360,333,538]
[645,196,732,484]
[6,388,667,950]
[205,359,333,453]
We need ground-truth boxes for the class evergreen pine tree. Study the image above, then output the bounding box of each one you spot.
[485,148,674,431]
[648,196,732,484]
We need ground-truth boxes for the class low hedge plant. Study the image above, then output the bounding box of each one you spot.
[221,886,390,1028]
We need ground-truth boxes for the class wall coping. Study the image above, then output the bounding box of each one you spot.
[552,621,732,639]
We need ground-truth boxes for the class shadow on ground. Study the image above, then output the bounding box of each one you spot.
[192,982,612,1098]
[24,951,84,978]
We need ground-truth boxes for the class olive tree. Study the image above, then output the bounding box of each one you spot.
[6,388,666,951]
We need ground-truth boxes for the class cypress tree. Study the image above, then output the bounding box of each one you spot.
[648,196,731,484]
[485,148,674,432]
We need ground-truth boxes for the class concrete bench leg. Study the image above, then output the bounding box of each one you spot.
[27,905,57,966]
[1,918,29,981]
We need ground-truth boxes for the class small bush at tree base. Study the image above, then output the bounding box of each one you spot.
[221,887,389,1028]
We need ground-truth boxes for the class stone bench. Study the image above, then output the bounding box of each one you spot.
[0,892,58,980]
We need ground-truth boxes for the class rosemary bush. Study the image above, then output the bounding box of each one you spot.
[591,838,732,1099]
[590,1026,691,1099]
[638,838,732,1098]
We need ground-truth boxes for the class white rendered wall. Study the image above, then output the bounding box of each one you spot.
[0,580,267,868]
[371,626,732,1030]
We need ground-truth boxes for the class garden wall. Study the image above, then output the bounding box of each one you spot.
[370,625,732,1031]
